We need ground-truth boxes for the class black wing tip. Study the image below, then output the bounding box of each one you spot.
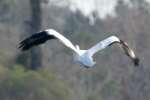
[133,57,140,67]
[18,38,33,51]
[19,46,29,51]
[18,41,30,51]
[18,31,57,51]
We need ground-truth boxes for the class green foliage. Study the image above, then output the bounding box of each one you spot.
[88,94,103,100]
[0,50,9,65]
[101,79,120,99]
[0,65,72,100]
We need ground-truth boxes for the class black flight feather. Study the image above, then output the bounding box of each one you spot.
[19,31,56,51]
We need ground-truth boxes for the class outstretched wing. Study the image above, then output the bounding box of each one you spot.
[87,35,139,66]
[19,29,78,53]
[87,36,120,56]
[19,31,56,51]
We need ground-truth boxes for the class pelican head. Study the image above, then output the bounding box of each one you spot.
[120,40,139,66]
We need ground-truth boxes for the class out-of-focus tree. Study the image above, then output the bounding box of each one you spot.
[17,0,43,70]
[0,65,73,100]
[29,0,42,70]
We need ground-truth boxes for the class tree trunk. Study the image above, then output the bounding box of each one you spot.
[29,0,42,70]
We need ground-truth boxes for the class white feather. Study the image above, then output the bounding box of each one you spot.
[46,29,79,53]
[87,36,120,56]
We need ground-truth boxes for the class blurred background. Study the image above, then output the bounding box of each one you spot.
[0,0,150,100]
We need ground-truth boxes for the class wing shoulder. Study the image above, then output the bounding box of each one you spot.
[87,35,120,56]
[46,29,78,53]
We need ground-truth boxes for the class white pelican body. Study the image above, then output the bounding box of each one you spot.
[19,29,139,68]
[73,36,120,68]
[73,49,95,67]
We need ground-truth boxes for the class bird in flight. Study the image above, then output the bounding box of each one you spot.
[19,29,139,68]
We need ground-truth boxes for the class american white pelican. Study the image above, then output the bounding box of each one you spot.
[19,29,139,68]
